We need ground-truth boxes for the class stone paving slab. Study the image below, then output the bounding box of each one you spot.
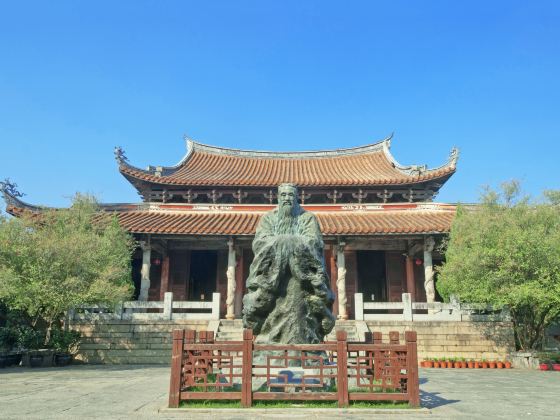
[1,366,560,419]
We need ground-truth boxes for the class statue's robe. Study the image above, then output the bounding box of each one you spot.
[242,207,335,344]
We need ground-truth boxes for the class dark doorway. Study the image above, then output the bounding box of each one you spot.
[188,251,218,301]
[357,251,387,302]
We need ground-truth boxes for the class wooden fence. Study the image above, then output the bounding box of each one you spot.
[355,292,511,322]
[168,328,419,408]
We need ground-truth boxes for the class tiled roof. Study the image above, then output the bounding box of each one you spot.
[118,138,458,188]
[6,199,456,237]
[112,208,455,236]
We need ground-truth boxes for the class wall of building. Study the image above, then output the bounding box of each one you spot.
[70,318,514,364]
[366,320,515,360]
[71,320,210,364]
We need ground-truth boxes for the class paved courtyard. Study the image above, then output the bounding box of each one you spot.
[1,366,559,419]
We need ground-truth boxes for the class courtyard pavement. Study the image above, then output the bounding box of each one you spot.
[1,366,559,419]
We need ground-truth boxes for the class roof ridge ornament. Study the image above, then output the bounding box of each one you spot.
[114,146,129,165]
[448,147,459,168]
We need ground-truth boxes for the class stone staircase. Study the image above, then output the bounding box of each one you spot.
[216,319,244,342]
[215,319,367,343]
[326,320,367,342]
[72,319,210,364]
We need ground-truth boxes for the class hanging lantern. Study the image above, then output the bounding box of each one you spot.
[415,258,423,266]
[152,258,161,266]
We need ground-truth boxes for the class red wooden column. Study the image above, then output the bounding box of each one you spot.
[241,329,253,407]
[405,331,420,407]
[159,253,170,301]
[234,247,245,318]
[168,329,185,408]
[336,330,349,407]
[405,255,416,301]
[327,248,338,318]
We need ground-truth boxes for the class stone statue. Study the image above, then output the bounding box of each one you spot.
[242,183,336,344]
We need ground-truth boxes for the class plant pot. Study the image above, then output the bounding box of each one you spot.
[29,354,44,368]
[481,362,488,369]
[467,362,474,369]
[446,362,453,368]
[54,353,73,367]
[433,362,440,368]
[496,362,504,369]
[424,361,433,368]
[504,361,512,369]
[454,362,461,368]
[489,362,496,369]
[6,353,21,366]
[0,355,9,368]
[552,364,560,372]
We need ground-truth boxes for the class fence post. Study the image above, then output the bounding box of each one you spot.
[168,329,185,408]
[241,329,253,408]
[164,292,173,320]
[114,302,123,320]
[211,293,221,320]
[405,331,420,407]
[450,294,461,320]
[501,305,512,321]
[354,293,364,321]
[372,331,383,378]
[402,293,413,321]
[336,330,349,407]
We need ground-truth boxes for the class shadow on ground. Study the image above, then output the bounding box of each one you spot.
[420,390,459,409]
[419,377,459,409]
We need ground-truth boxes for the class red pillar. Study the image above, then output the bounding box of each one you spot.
[159,255,170,300]
[405,255,416,301]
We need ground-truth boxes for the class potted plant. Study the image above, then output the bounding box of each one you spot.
[496,360,504,369]
[504,360,512,369]
[488,360,497,369]
[50,328,80,367]
[539,360,550,371]
[0,326,19,368]
[423,359,433,368]
[467,359,475,369]
[445,358,453,368]
[433,358,440,368]
[19,327,46,367]
[481,359,488,369]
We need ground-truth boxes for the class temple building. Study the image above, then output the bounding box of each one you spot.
[3,135,459,321]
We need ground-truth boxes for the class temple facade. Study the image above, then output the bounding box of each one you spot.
[4,135,459,321]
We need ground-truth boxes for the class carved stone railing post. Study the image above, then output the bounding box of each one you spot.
[163,292,173,320]
[423,236,436,304]
[226,239,236,320]
[139,241,151,301]
[336,242,348,320]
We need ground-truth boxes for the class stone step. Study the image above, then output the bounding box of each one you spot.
[216,333,243,340]
[218,327,243,332]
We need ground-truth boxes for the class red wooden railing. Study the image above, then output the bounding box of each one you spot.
[169,329,419,408]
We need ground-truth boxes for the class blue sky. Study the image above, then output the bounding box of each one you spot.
[1,1,558,208]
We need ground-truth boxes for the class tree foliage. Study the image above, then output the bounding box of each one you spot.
[0,195,135,341]
[437,182,560,350]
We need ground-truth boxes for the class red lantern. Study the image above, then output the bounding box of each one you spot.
[415,258,423,266]
[152,258,161,266]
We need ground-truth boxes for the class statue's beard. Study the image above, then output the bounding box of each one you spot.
[276,202,298,234]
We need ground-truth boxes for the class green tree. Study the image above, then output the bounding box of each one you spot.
[437,182,560,351]
[0,194,135,344]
